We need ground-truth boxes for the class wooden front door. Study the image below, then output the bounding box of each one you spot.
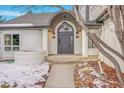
[57,22,74,54]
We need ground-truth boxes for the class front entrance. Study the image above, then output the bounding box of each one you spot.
[57,22,74,54]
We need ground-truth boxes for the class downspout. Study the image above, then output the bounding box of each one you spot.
[98,22,105,75]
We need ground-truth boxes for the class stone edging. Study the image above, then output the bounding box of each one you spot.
[44,63,52,88]
[73,64,83,88]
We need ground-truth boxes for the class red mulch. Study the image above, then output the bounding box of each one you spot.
[74,61,124,88]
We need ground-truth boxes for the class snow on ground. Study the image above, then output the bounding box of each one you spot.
[0,62,50,88]
[74,61,123,88]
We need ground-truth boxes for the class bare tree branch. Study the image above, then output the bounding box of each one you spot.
[109,5,124,56]
[51,5,66,11]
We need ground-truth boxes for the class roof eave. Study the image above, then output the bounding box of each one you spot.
[0,25,49,30]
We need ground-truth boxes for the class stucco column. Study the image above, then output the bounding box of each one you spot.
[82,30,88,57]
[42,29,48,56]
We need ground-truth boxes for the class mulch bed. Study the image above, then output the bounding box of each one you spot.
[74,61,124,88]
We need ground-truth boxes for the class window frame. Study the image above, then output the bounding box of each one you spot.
[4,34,20,51]
[88,37,95,48]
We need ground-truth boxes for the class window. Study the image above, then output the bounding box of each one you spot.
[88,38,95,48]
[4,34,20,51]
[58,22,73,32]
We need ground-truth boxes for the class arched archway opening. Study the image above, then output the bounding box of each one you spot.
[48,11,82,55]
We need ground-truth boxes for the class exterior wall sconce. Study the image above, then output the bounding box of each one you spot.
[76,32,79,38]
[52,32,55,38]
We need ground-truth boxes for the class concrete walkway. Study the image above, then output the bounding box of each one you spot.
[45,64,75,88]
[45,55,98,88]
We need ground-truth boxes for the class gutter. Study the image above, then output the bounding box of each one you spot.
[95,8,109,23]
[0,25,49,30]
[85,22,102,29]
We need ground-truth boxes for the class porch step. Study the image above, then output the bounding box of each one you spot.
[46,55,99,64]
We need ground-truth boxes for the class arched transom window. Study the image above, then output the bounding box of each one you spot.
[58,22,73,32]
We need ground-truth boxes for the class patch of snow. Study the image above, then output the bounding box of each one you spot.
[93,79,103,87]
[93,79,109,88]
[78,69,82,75]
[0,62,49,88]
[90,69,100,77]
[79,73,84,79]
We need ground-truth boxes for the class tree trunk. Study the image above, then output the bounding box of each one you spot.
[109,6,124,56]
[92,35,124,85]
[73,5,124,85]
[120,6,124,56]
[120,6,124,30]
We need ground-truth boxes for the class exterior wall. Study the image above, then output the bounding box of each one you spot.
[48,21,82,55]
[0,29,43,59]
[42,29,48,56]
[98,18,124,72]
[80,5,86,21]
[20,30,43,51]
[82,29,88,57]
[79,5,106,21]
[76,31,82,54]
[88,48,98,56]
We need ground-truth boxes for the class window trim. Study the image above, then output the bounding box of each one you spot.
[4,34,20,51]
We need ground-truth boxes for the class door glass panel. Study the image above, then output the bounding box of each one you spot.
[5,34,11,45]
[58,22,73,32]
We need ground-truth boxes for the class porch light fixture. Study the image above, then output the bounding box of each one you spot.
[52,32,55,38]
[76,32,79,38]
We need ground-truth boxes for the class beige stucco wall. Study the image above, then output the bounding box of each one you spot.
[20,30,43,50]
[98,18,124,72]
[1,29,43,59]
[89,5,106,20]
[79,5,106,21]
[79,5,86,21]
[48,21,82,55]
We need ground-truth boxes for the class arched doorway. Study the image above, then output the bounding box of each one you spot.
[57,22,74,54]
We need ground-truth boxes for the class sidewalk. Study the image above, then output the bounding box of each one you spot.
[45,64,75,88]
